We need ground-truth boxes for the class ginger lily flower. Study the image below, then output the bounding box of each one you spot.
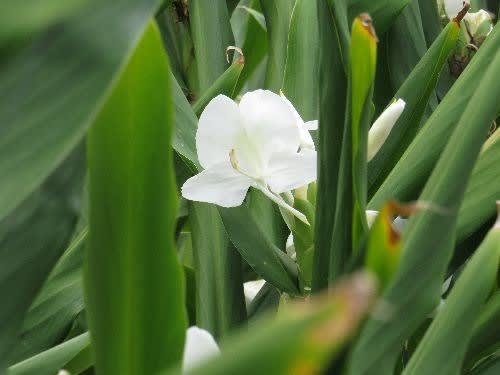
[182,90,316,224]
[280,91,318,150]
[183,326,220,371]
[367,99,406,161]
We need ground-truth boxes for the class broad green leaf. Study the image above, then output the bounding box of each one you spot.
[282,0,319,121]
[464,291,500,370]
[418,0,442,46]
[457,129,500,242]
[368,21,460,198]
[347,0,411,35]
[403,222,500,375]
[219,190,299,295]
[8,333,89,375]
[85,22,187,374]
[0,146,85,370]
[189,202,247,338]
[174,273,376,375]
[189,0,234,92]
[328,14,377,283]
[10,228,87,363]
[349,38,500,375]
[370,22,500,208]
[0,0,160,221]
[313,0,349,291]
[260,0,295,91]
[193,56,245,116]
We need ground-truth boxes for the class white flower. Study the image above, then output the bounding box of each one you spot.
[279,91,318,150]
[183,326,220,371]
[464,10,493,36]
[443,0,465,19]
[367,99,406,161]
[182,90,317,224]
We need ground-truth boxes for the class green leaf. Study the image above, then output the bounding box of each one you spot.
[0,0,160,221]
[192,57,245,117]
[189,202,246,338]
[219,190,299,295]
[0,146,85,370]
[8,333,89,375]
[312,0,349,291]
[260,0,295,91]
[370,22,500,208]
[418,0,442,46]
[468,357,500,375]
[403,222,500,375]
[176,273,376,375]
[189,0,234,93]
[348,33,500,375]
[85,22,187,374]
[347,0,411,35]
[457,129,500,242]
[368,21,460,198]
[281,0,319,121]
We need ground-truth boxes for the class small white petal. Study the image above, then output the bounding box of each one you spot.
[365,210,379,228]
[368,99,406,161]
[181,163,253,207]
[243,279,266,304]
[303,120,318,131]
[239,90,300,162]
[444,0,463,19]
[266,150,317,193]
[196,95,243,169]
[183,327,220,371]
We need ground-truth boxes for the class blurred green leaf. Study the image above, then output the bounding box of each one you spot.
[403,222,500,375]
[260,0,295,91]
[8,333,89,375]
[349,36,500,375]
[282,0,319,120]
[468,357,500,375]
[418,0,442,46]
[0,0,160,221]
[85,22,187,374]
[177,273,376,375]
[313,0,349,291]
[368,20,460,198]
[370,22,500,208]
[189,0,234,93]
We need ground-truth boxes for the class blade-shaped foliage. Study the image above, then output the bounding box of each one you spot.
[85,22,187,374]
[347,0,411,35]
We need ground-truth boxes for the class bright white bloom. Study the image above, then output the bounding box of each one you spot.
[464,10,493,36]
[183,326,220,371]
[367,99,406,161]
[280,91,318,150]
[243,279,266,304]
[443,0,465,19]
[182,90,317,224]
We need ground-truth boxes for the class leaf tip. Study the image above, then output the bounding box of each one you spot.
[453,1,471,23]
[357,13,378,43]
[226,46,245,65]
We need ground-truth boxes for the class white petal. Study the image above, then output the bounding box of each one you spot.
[181,163,253,207]
[279,91,304,126]
[196,95,242,169]
[239,90,300,163]
[464,10,493,36]
[299,127,315,150]
[303,120,318,131]
[243,279,266,304]
[183,326,220,371]
[368,99,406,161]
[444,0,463,19]
[365,210,379,228]
[265,150,317,193]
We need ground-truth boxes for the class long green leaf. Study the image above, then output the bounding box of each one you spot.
[368,20,460,198]
[0,0,159,221]
[349,38,500,375]
[189,0,234,92]
[347,0,411,35]
[312,0,349,291]
[85,22,187,374]
[370,22,500,208]
[8,333,89,375]
[403,220,500,375]
[259,0,295,91]
[281,0,319,121]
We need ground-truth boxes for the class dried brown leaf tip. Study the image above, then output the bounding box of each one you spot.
[454,1,471,23]
[358,13,378,42]
[226,46,245,64]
